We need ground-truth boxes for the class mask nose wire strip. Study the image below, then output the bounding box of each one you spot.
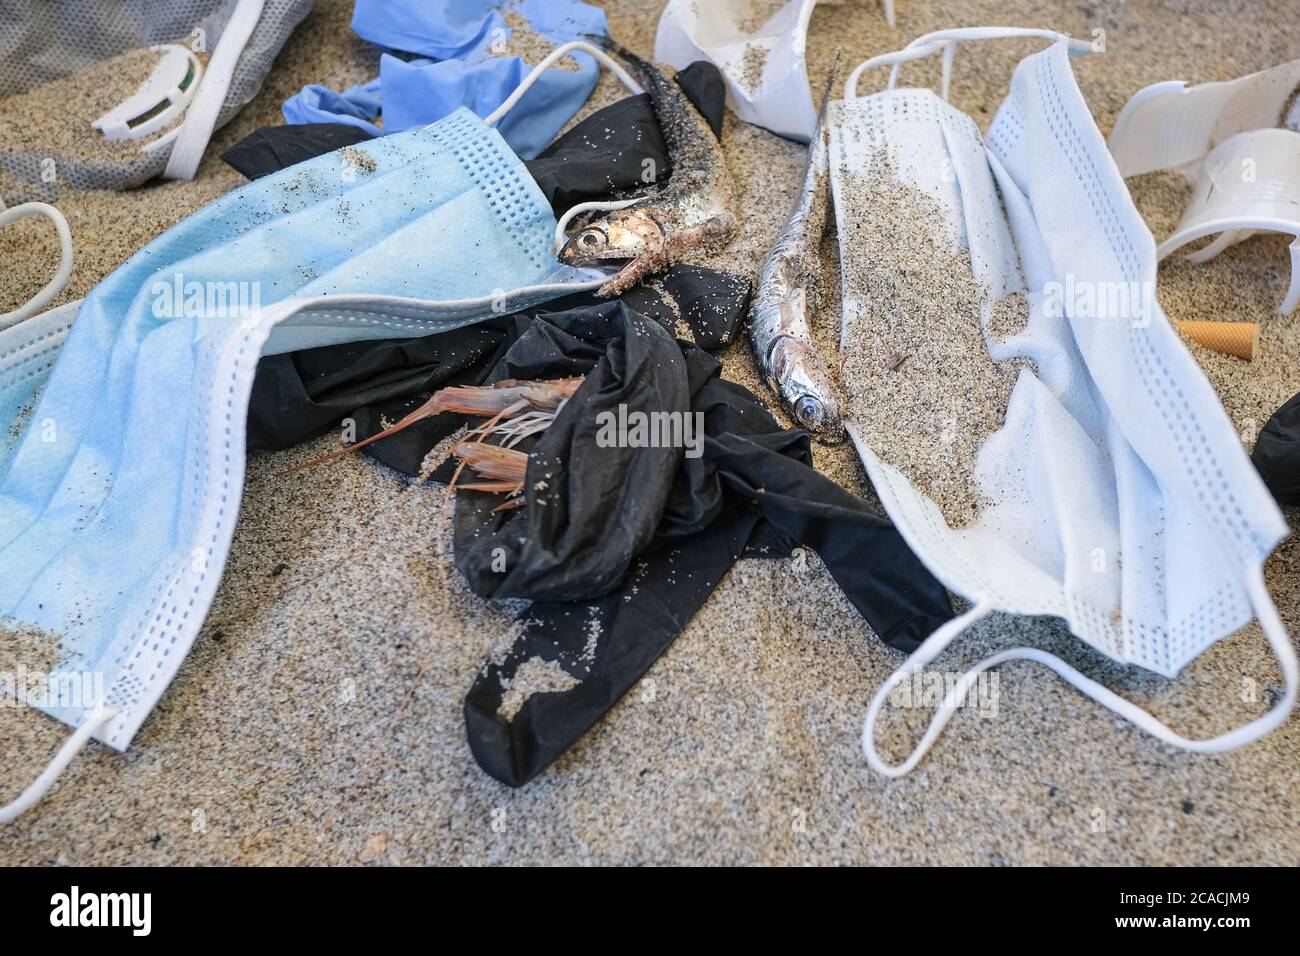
[863,568,1299,777]
[0,706,117,824]
[553,198,643,254]
[483,41,644,129]
[0,202,74,331]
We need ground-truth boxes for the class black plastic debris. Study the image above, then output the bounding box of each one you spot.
[221,123,377,180]
[247,263,751,474]
[248,318,516,462]
[674,60,727,140]
[454,301,954,786]
[594,263,747,351]
[525,92,667,211]
[1253,391,1300,505]
[526,60,725,211]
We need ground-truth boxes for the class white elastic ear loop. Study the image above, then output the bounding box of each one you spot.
[484,40,644,129]
[552,197,643,253]
[0,706,117,823]
[0,202,74,331]
[862,599,994,777]
[846,42,946,100]
[846,27,1093,101]
[864,568,1299,777]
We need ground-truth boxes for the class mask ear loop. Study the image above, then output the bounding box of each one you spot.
[846,27,1094,101]
[862,599,994,777]
[483,40,643,128]
[846,42,946,100]
[553,198,642,254]
[864,567,1299,777]
[0,706,118,823]
[0,202,74,332]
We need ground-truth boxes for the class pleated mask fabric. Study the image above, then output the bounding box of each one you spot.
[828,29,1296,777]
[0,107,602,766]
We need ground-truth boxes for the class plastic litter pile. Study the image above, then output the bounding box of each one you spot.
[1,0,1298,828]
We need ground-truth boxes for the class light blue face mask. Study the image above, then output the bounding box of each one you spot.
[0,96,623,820]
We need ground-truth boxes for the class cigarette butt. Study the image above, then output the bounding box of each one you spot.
[1174,320,1259,361]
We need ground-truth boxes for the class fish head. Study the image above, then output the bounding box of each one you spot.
[768,336,845,444]
[558,208,664,267]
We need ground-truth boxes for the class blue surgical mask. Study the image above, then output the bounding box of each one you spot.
[0,299,79,465]
[0,105,604,820]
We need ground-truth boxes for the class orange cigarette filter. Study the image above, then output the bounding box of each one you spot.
[1173,320,1258,361]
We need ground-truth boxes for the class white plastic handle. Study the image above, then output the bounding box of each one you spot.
[844,26,1092,101]
[863,566,1298,777]
[91,44,203,142]
[163,0,264,179]
[1151,128,1300,315]
[0,202,74,331]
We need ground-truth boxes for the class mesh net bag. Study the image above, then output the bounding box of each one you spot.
[0,0,313,203]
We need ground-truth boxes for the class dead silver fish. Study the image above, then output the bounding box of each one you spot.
[558,37,735,297]
[747,57,844,443]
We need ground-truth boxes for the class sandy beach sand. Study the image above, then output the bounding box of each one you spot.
[1,0,1298,865]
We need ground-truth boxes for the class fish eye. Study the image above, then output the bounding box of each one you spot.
[580,232,600,247]
[794,396,825,427]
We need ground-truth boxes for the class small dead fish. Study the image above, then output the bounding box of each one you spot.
[747,55,844,443]
[558,36,735,297]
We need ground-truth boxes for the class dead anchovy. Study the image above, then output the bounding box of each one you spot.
[747,56,844,443]
[558,36,735,297]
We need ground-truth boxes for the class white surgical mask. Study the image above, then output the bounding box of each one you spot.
[653,0,903,144]
[654,0,822,142]
[829,28,1297,776]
